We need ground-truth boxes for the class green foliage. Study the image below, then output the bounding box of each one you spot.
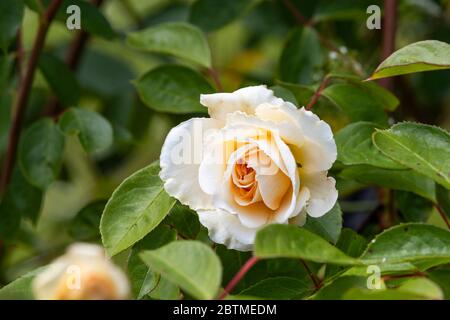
[59,108,113,154]
[18,119,65,189]
[68,200,106,241]
[135,65,214,114]
[0,267,43,300]
[139,241,222,300]
[369,40,450,80]
[303,202,342,244]
[0,0,24,52]
[100,162,176,256]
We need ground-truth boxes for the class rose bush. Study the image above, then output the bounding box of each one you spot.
[160,85,338,250]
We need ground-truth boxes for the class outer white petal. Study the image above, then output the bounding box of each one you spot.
[256,104,337,172]
[301,171,338,218]
[160,118,220,210]
[197,209,257,251]
[200,85,284,123]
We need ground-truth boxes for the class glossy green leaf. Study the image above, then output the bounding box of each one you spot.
[237,277,313,300]
[139,241,222,300]
[189,0,252,32]
[279,26,324,85]
[69,200,106,241]
[321,83,388,126]
[368,40,450,80]
[18,119,65,189]
[100,162,176,256]
[59,108,113,154]
[128,225,176,299]
[254,224,358,265]
[361,223,450,265]
[396,191,433,222]
[304,202,342,244]
[312,276,367,300]
[428,269,450,299]
[0,94,12,153]
[0,0,24,52]
[335,122,404,169]
[0,267,44,300]
[436,185,450,219]
[127,22,211,68]
[373,122,450,190]
[38,53,80,106]
[135,65,213,114]
[339,165,436,202]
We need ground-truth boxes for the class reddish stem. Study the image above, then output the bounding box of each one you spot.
[435,205,450,230]
[0,0,63,194]
[306,76,330,110]
[379,0,397,90]
[382,271,425,281]
[206,68,223,92]
[218,256,259,300]
[300,259,321,289]
[282,0,312,26]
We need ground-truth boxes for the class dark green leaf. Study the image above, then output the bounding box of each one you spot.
[69,200,106,241]
[38,53,80,106]
[166,202,200,239]
[135,65,214,114]
[18,119,65,189]
[237,277,313,300]
[304,202,342,244]
[0,0,24,51]
[59,108,113,154]
[396,191,433,222]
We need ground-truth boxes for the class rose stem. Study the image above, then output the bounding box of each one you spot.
[379,0,397,90]
[435,205,450,230]
[306,76,330,110]
[218,256,259,300]
[300,259,321,289]
[0,0,63,194]
[206,67,223,92]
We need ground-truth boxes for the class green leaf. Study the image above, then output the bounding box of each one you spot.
[270,85,298,105]
[279,26,324,85]
[68,200,106,241]
[336,122,404,169]
[254,224,358,265]
[326,228,368,278]
[166,202,200,239]
[428,269,450,299]
[59,108,113,154]
[128,225,176,299]
[38,53,80,106]
[339,165,436,202]
[100,162,176,256]
[436,185,450,219]
[0,267,44,300]
[139,241,222,300]
[189,0,252,32]
[148,277,180,300]
[368,40,450,80]
[312,0,369,22]
[304,202,342,244]
[127,22,211,68]
[312,276,367,300]
[18,119,65,189]
[360,223,450,265]
[135,65,214,114]
[321,83,388,126]
[373,122,450,190]
[0,93,12,153]
[396,191,433,222]
[237,277,313,300]
[0,0,24,52]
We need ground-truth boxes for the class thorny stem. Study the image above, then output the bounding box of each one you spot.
[218,256,259,299]
[0,0,63,194]
[306,76,330,110]
[435,205,450,230]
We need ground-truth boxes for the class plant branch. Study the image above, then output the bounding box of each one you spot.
[379,0,397,90]
[300,259,321,289]
[282,0,311,26]
[382,271,426,281]
[44,0,104,117]
[218,256,259,299]
[0,0,63,194]
[435,205,450,230]
[306,76,330,110]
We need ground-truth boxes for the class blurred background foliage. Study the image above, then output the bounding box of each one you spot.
[0,0,449,290]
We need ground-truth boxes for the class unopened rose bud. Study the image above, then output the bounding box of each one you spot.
[33,243,130,300]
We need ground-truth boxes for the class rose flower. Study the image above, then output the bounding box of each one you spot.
[33,243,129,300]
[160,86,338,251]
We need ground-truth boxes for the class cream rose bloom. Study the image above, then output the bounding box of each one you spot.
[33,243,130,300]
[160,86,338,251]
